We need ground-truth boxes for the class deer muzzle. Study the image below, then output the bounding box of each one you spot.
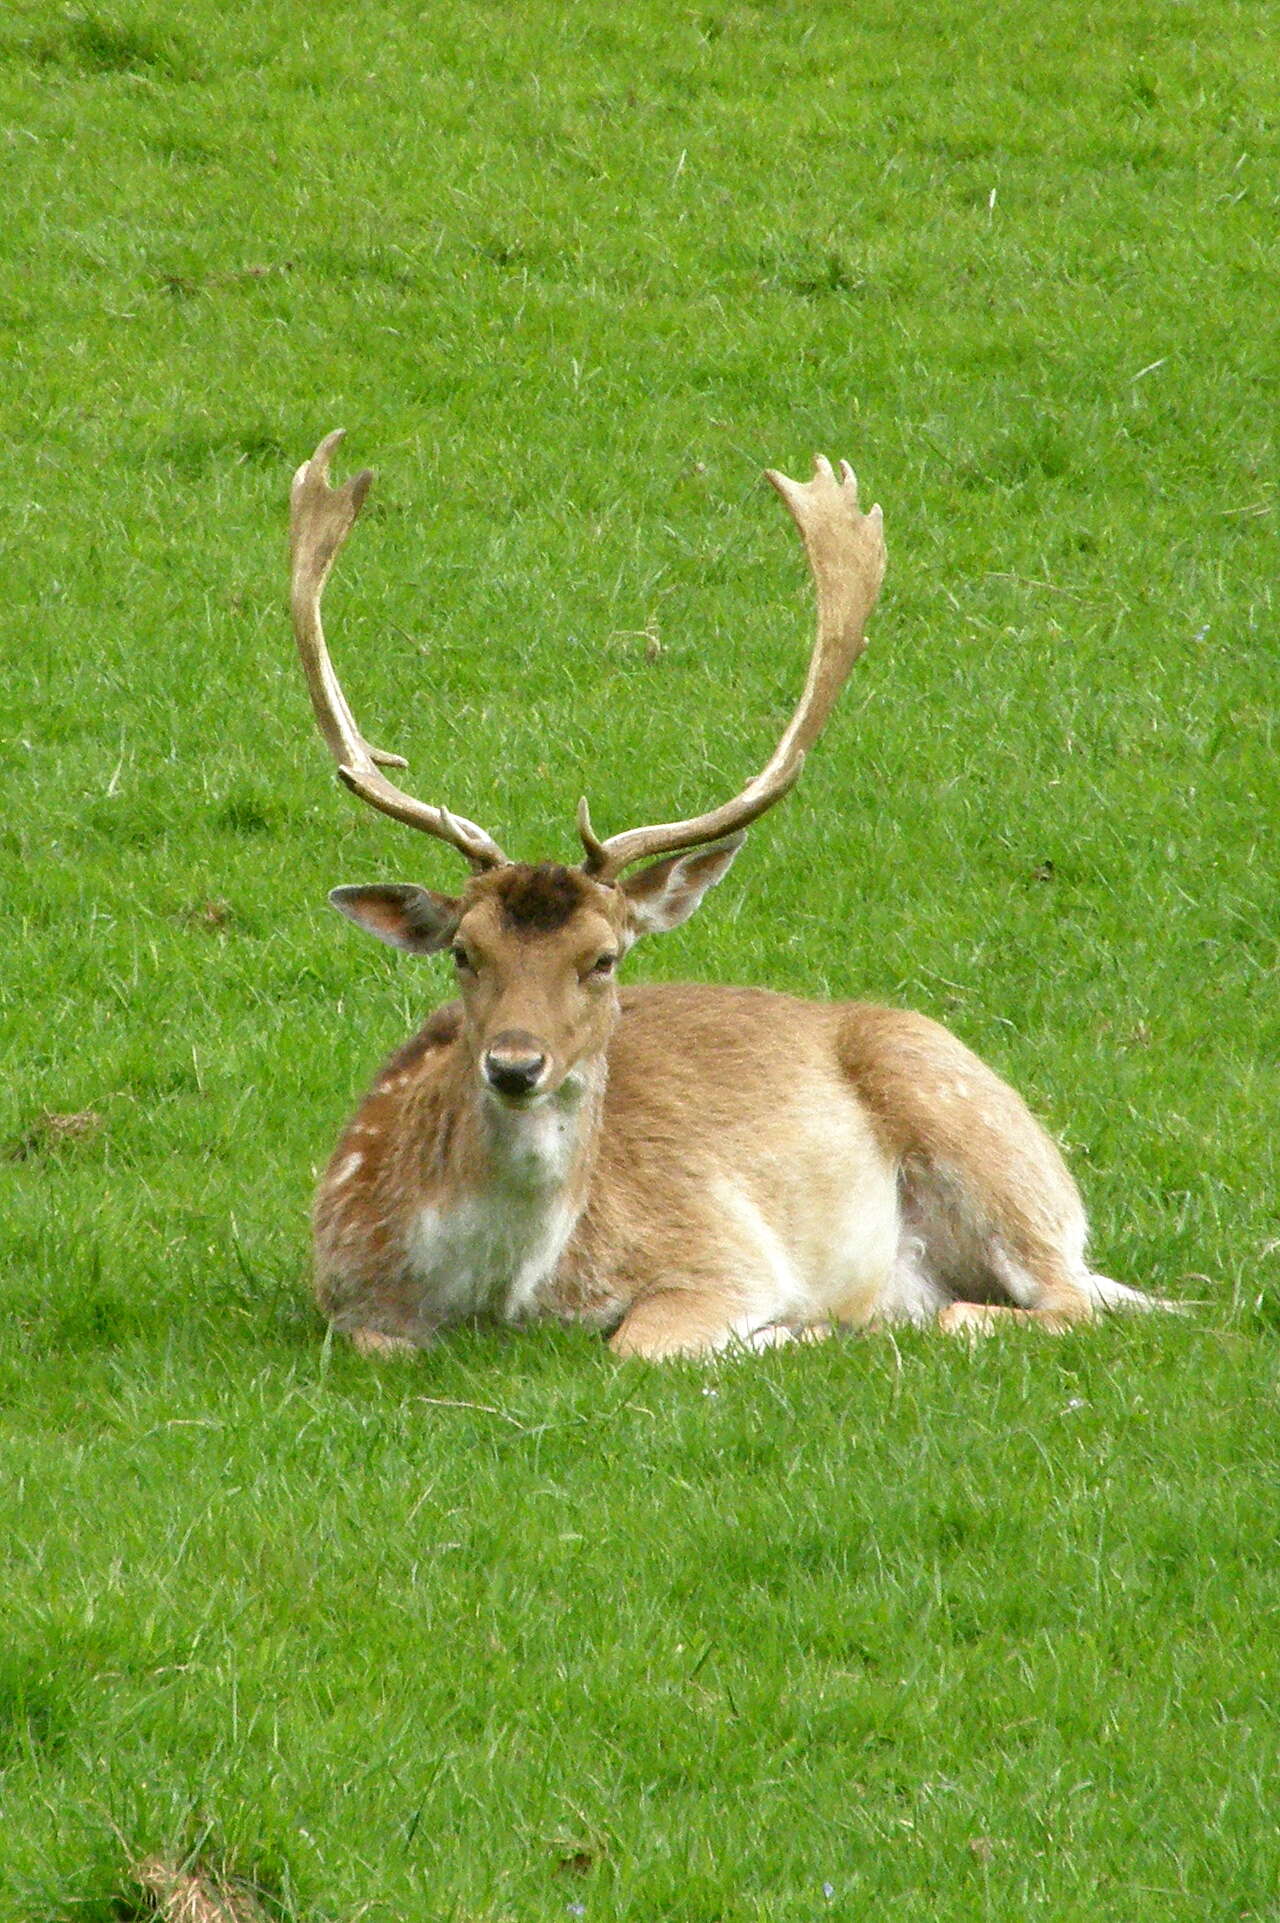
[481,1030,552,1102]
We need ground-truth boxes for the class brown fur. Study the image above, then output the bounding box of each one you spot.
[313,956,1145,1356]
[837,1005,1082,1294]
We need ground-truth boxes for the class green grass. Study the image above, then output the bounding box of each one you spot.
[1,0,1277,1914]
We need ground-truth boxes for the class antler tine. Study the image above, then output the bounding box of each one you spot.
[578,455,886,882]
[289,430,508,872]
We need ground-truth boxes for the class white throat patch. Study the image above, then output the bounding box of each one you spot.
[407,1066,600,1324]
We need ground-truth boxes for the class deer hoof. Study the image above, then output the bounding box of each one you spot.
[938,1302,1002,1340]
[349,1328,420,1358]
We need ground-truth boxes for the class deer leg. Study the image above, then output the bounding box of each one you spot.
[609,1289,743,1359]
[741,1320,838,1351]
[609,1285,770,1360]
[609,1284,839,1358]
[317,1265,437,1357]
[938,1285,1095,1339]
[349,1328,421,1358]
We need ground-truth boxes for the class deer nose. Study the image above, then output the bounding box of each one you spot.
[482,1032,549,1099]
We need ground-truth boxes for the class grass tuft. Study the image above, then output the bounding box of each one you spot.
[5,11,198,81]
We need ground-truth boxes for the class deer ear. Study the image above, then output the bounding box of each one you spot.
[620,835,745,937]
[329,884,461,953]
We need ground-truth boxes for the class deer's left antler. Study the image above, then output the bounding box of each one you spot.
[576,456,886,881]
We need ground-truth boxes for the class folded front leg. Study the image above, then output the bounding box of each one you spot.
[609,1286,759,1360]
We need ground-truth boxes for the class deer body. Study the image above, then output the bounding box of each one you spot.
[318,978,913,1353]
[289,435,1156,1358]
[313,943,1138,1358]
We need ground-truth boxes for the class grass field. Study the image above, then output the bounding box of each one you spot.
[2,0,1278,1915]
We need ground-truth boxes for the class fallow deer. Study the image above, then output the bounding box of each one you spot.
[290,431,1155,1358]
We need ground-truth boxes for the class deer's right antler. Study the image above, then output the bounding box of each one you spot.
[290,430,508,871]
[576,456,886,882]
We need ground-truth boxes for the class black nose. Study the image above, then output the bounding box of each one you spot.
[483,1034,548,1098]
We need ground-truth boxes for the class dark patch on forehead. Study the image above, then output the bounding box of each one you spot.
[490,863,595,933]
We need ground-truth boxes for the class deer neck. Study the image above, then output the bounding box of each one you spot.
[474,1054,606,1199]
[406,1043,606,1327]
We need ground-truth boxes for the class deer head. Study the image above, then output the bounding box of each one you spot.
[289,432,885,1107]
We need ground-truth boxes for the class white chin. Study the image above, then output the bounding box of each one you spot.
[483,1083,552,1111]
